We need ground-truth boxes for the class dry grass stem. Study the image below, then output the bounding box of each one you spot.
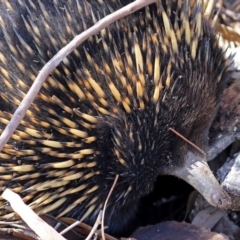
[169,128,206,157]
[2,189,66,240]
[85,210,102,240]
[101,175,119,240]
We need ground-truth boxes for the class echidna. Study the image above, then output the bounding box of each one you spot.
[0,0,233,235]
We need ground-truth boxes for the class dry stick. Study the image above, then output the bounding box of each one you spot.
[169,127,206,157]
[60,175,119,239]
[85,210,102,240]
[0,0,156,151]
[61,211,105,240]
[60,220,81,236]
[0,221,27,230]
[2,189,66,240]
[101,174,119,240]
[60,204,98,235]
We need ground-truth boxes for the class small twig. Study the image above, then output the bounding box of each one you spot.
[0,0,156,151]
[60,220,80,235]
[169,127,206,157]
[2,189,66,240]
[101,174,119,240]
[0,221,27,230]
[85,210,102,240]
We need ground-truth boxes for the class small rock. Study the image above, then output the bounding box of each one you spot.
[131,221,229,240]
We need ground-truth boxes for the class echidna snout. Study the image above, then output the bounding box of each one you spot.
[0,0,232,235]
[171,152,231,209]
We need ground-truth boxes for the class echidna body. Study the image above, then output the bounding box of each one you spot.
[0,0,232,235]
